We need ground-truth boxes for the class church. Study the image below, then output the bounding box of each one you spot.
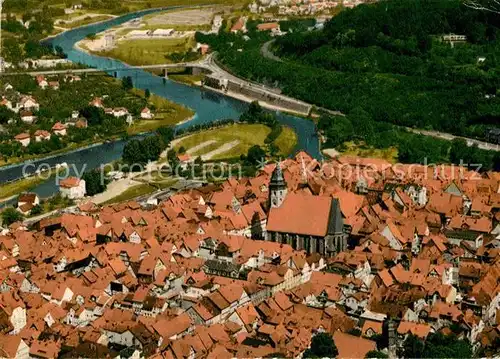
[265,164,348,257]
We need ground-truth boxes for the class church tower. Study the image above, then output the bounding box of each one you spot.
[269,163,287,208]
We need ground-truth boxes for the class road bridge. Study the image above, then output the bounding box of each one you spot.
[0,59,212,77]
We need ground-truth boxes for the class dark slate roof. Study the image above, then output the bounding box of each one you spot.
[327,198,344,235]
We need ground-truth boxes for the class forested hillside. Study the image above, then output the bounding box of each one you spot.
[211,0,498,139]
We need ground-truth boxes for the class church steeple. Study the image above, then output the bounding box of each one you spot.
[269,162,287,208]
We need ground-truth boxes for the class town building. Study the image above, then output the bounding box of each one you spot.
[14,133,30,147]
[52,122,67,136]
[266,164,347,256]
[59,177,86,199]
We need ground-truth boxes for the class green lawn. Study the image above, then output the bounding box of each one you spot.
[274,126,298,156]
[169,74,204,86]
[0,175,46,201]
[128,89,194,134]
[174,123,271,160]
[58,15,115,29]
[99,37,197,66]
[102,184,157,205]
[341,141,399,163]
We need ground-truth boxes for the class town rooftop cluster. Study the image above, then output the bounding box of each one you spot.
[0,151,499,358]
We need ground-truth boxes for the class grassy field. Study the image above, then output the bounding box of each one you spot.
[275,126,298,156]
[168,74,204,86]
[99,37,197,66]
[0,175,47,201]
[127,89,194,134]
[102,184,157,205]
[174,124,271,160]
[58,15,115,29]
[341,141,399,162]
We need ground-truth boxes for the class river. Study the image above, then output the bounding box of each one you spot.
[0,6,320,200]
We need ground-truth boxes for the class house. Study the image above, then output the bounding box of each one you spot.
[151,29,174,37]
[113,108,129,118]
[49,81,60,90]
[17,192,40,215]
[75,118,88,128]
[18,96,39,112]
[0,97,14,112]
[0,292,26,334]
[89,97,104,108]
[59,177,86,199]
[14,133,30,147]
[196,43,210,55]
[20,111,36,124]
[34,130,51,142]
[0,335,29,359]
[177,153,192,170]
[257,22,281,35]
[36,75,48,89]
[141,107,154,119]
[52,122,67,136]
[231,17,246,33]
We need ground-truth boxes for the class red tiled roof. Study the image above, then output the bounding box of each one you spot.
[267,193,332,237]
[59,177,81,188]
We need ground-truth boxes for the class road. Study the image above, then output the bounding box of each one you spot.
[0,59,212,77]
[261,40,283,62]
[407,128,500,152]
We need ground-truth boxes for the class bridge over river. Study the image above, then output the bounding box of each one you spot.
[0,6,321,199]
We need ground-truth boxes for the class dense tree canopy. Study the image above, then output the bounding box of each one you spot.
[201,0,499,148]
[303,332,338,358]
[400,333,472,358]
[82,169,108,196]
[1,207,24,227]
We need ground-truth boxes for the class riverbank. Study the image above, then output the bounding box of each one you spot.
[0,4,321,198]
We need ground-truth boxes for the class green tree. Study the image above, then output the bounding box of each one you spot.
[365,350,388,358]
[157,126,174,148]
[30,204,43,216]
[3,38,23,64]
[82,169,108,196]
[246,145,266,166]
[145,89,151,99]
[400,334,425,358]
[167,149,179,172]
[1,207,24,227]
[122,76,133,91]
[303,332,338,358]
[422,333,472,358]
[122,139,144,166]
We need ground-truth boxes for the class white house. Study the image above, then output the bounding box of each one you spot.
[0,97,14,112]
[36,75,48,89]
[34,130,51,142]
[18,96,39,112]
[14,133,31,147]
[52,122,67,136]
[17,193,40,216]
[113,108,129,118]
[141,107,154,119]
[20,111,36,124]
[59,177,86,199]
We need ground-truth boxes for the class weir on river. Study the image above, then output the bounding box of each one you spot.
[0,6,321,199]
